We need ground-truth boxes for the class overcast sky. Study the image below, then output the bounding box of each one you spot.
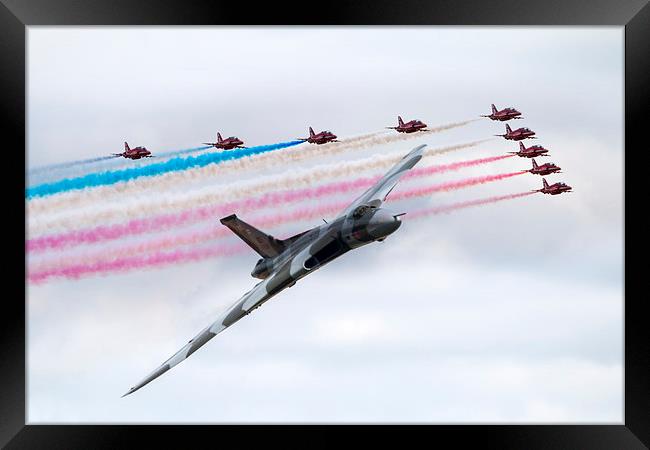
[26,27,623,423]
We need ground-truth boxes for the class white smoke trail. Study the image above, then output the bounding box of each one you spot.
[26,131,383,214]
[28,140,486,235]
[27,120,477,216]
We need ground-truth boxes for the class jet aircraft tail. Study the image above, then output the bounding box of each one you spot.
[124,142,130,152]
[220,214,288,258]
[506,124,512,133]
[531,158,538,169]
[491,104,497,114]
[217,132,223,143]
[309,127,315,137]
[519,142,526,151]
[398,116,404,127]
[542,178,549,189]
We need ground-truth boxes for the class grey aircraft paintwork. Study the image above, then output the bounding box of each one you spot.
[122,144,427,396]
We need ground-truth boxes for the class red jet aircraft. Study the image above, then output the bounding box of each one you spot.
[528,158,561,176]
[386,116,427,133]
[113,142,152,160]
[496,124,536,141]
[509,141,549,158]
[203,132,245,150]
[481,104,522,121]
[535,178,572,195]
[298,127,338,145]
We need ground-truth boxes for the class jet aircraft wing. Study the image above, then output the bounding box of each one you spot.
[340,144,426,216]
[123,279,274,397]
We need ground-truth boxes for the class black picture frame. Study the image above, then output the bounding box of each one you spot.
[3,0,647,447]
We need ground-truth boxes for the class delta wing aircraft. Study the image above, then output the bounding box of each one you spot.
[123,144,427,396]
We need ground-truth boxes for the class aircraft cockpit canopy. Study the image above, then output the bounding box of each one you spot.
[352,204,376,219]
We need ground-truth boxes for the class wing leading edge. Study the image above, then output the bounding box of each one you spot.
[123,279,272,397]
[341,144,426,216]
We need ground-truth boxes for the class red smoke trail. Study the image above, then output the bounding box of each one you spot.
[26,182,372,253]
[27,155,515,253]
[406,154,514,178]
[28,191,536,283]
[391,171,527,201]
[28,202,351,283]
[30,201,350,273]
[408,191,536,219]
[28,189,535,283]
[28,243,246,284]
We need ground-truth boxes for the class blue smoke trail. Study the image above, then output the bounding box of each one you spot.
[26,141,302,199]
[155,145,212,158]
[28,155,120,175]
[27,145,214,186]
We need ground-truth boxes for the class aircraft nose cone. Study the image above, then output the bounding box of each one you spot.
[367,209,401,240]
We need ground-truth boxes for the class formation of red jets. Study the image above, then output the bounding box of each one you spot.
[483,103,572,196]
[112,107,572,196]
[112,115,429,159]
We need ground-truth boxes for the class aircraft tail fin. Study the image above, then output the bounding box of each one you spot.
[220,214,286,258]
[398,116,404,127]
[124,142,130,152]
[519,142,526,151]
[531,158,538,169]
[506,124,512,133]
[308,127,315,137]
[491,104,497,114]
[217,132,223,143]
[542,178,549,189]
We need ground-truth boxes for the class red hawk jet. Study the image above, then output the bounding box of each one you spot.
[298,127,338,145]
[535,178,572,195]
[527,158,561,176]
[386,116,427,133]
[113,142,152,160]
[509,142,549,158]
[481,104,523,121]
[203,132,245,150]
[496,124,536,141]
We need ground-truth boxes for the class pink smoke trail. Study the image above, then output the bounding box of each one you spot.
[390,171,528,201]
[28,243,246,284]
[27,155,513,253]
[29,191,537,284]
[408,191,536,219]
[28,202,352,283]
[406,154,514,178]
[30,201,350,273]
[26,182,371,253]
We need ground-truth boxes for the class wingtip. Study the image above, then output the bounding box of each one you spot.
[220,214,237,225]
[121,388,134,398]
[405,144,426,157]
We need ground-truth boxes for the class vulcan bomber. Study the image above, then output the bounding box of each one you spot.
[123,144,427,396]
